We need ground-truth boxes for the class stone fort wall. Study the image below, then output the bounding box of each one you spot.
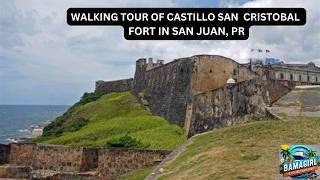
[190,55,257,93]
[94,55,312,136]
[133,57,195,127]
[132,55,259,129]
[266,79,295,105]
[95,78,133,94]
[98,148,170,179]
[9,143,96,172]
[187,78,270,136]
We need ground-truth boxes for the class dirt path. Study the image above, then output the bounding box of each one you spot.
[145,138,193,180]
[144,130,220,180]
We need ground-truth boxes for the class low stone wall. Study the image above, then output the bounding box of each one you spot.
[98,148,170,179]
[2,143,170,178]
[9,143,35,166]
[0,165,31,179]
[33,144,84,172]
[188,79,270,136]
[0,144,10,165]
[8,143,98,172]
[81,148,99,172]
[95,78,133,94]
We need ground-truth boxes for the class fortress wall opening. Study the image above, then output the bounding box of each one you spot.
[0,144,9,165]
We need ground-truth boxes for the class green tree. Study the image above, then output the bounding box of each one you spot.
[309,149,317,157]
[281,149,291,161]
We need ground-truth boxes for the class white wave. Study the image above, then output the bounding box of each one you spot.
[18,129,29,133]
[6,138,18,143]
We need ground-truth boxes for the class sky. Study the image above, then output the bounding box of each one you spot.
[0,0,319,105]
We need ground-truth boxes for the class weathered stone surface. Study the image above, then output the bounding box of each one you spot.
[191,55,257,93]
[96,55,320,137]
[0,144,9,165]
[132,55,259,130]
[188,79,270,136]
[0,164,31,179]
[139,58,195,126]
[9,143,35,166]
[51,173,97,180]
[81,148,98,172]
[32,144,84,172]
[95,78,133,94]
[8,143,98,173]
[31,170,97,180]
[2,143,171,179]
[98,148,170,179]
[266,79,295,105]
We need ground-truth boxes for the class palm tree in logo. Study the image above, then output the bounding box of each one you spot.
[309,149,317,157]
[281,144,291,161]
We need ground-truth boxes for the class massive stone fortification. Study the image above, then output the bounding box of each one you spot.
[95,55,320,136]
[131,55,262,136]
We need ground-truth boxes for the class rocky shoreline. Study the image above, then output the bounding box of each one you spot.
[6,123,48,144]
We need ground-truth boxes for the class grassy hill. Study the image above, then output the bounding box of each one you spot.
[157,116,320,179]
[35,91,186,150]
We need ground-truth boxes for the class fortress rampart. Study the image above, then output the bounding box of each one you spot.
[95,78,133,94]
[187,78,269,136]
[95,54,320,136]
[130,55,259,127]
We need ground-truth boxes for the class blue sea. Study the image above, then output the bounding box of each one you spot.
[0,105,69,144]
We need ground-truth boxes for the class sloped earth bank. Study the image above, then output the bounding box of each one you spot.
[147,87,320,179]
[151,116,320,179]
[35,92,186,150]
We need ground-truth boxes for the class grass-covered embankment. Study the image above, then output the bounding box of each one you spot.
[35,91,186,150]
[158,116,320,179]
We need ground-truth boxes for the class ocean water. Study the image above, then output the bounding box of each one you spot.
[0,105,69,144]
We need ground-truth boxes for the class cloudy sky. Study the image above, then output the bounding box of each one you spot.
[1,0,319,105]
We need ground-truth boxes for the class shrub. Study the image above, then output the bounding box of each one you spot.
[106,134,149,149]
[42,116,65,136]
[42,91,103,137]
[42,117,89,137]
[64,117,89,132]
[78,92,104,105]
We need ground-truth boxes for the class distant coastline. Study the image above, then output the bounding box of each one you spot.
[7,124,47,143]
[0,105,69,144]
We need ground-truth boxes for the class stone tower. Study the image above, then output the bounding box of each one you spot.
[132,58,147,95]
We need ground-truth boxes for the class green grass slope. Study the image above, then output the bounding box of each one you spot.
[35,92,186,150]
[158,116,320,179]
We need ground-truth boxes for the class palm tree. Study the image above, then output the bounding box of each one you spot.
[281,149,291,161]
[309,149,317,157]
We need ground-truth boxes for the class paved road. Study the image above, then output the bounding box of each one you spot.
[271,87,320,117]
